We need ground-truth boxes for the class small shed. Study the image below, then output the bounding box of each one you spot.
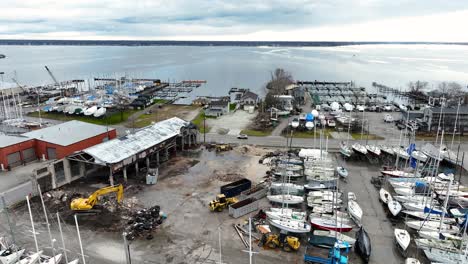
[229,198,259,218]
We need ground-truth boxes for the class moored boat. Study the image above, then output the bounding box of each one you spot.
[269,218,311,233]
[379,188,392,204]
[394,228,410,252]
[388,200,402,217]
[348,200,363,225]
[267,194,303,204]
[336,166,348,178]
[310,217,353,232]
[352,143,367,155]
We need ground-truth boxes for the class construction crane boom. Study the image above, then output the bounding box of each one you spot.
[44,65,60,85]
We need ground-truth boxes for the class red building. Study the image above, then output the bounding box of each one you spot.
[22,120,117,160]
[0,136,36,169]
[0,120,117,169]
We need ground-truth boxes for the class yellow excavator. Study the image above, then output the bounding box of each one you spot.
[208,194,238,212]
[70,184,124,211]
[260,233,300,252]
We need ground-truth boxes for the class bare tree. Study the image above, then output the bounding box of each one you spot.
[264,68,294,108]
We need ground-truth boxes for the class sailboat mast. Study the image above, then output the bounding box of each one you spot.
[451,99,461,150]
[38,185,57,264]
[248,217,253,264]
[26,195,40,253]
[438,178,451,232]
[218,227,222,264]
[56,213,69,263]
[74,214,87,264]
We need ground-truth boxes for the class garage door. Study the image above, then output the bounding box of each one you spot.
[22,148,36,163]
[7,152,21,168]
[47,147,57,160]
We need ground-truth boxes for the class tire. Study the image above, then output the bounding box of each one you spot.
[283,245,291,252]
[267,241,277,249]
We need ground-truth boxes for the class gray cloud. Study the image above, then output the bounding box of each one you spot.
[1,0,468,40]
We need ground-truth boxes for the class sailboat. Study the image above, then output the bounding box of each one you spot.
[423,247,468,263]
[405,220,460,233]
[394,228,410,253]
[16,251,43,264]
[84,105,97,116]
[336,166,348,178]
[402,211,455,224]
[0,249,25,264]
[310,217,353,232]
[388,200,402,217]
[366,145,381,156]
[379,145,394,155]
[415,238,461,252]
[411,150,428,162]
[352,143,367,155]
[312,230,356,246]
[269,218,311,233]
[340,117,353,157]
[355,227,371,263]
[348,200,363,225]
[93,107,106,117]
[404,258,420,264]
[265,208,306,222]
[379,188,392,204]
[393,146,410,160]
[267,194,303,204]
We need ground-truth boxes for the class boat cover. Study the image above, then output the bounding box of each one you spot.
[355,227,371,261]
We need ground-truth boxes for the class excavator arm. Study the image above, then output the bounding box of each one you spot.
[71,184,124,211]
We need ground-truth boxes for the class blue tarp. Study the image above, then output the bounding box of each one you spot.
[407,143,417,168]
[424,206,446,216]
[306,113,314,121]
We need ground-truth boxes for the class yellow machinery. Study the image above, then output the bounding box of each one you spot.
[208,194,238,212]
[261,233,300,252]
[215,144,232,152]
[70,184,124,211]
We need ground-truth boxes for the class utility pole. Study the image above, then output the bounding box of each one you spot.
[1,196,16,245]
[203,111,206,144]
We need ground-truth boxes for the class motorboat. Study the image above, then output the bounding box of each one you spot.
[309,213,353,225]
[405,220,460,234]
[379,188,392,204]
[411,150,428,162]
[267,194,303,204]
[269,218,311,233]
[380,145,394,155]
[388,200,402,217]
[366,145,381,156]
[304,182,336,190]
[352,143,367,155]
[348,200,363,225]
[305,121,314,130]
[402,202,443,213]
[394,228,410,252]
[347,192,356,201]
[272,171,303,179]
[266,208,307,222]
[423,247,468,263]
[310,217,353,232]
[291,117,300,128]
[355,227,371,263]
[336,167,348,178]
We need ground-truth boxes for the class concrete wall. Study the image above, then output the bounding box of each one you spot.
[0,181,35,209]
[34,129,117,160]
[0,139,36,168]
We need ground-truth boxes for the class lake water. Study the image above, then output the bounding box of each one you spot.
[1,44,468,99]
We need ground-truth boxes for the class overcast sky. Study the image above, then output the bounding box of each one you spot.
[1,0,468,41]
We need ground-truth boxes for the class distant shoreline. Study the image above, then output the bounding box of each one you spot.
[0,40,467,47]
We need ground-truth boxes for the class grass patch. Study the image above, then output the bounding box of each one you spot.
[191,112,211,133]
[28,110,138,125]
[290,128,333,138]
[240,129,272,137]
[153,99,169,104]
[351,133,385,140]
[229,103,237,111]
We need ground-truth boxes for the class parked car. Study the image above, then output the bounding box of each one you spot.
[357,105,365,112]
[384,114,394,123]
[383,105,393,111]
[237,134,248,139]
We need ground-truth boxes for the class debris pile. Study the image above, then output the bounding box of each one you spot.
[211,170,243,182]
[234,145,267,156]
[125,205,166,241]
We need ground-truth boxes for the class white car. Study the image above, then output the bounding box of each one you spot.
[384,114,394,123]
[383,105,393,111]
[237,134,248,139]
[357,105,365,112]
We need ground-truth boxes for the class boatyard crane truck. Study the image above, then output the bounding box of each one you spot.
[208,194,238,212]
[70,184,124,211]
[260,233,300,252]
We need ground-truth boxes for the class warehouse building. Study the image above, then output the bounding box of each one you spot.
[423,106,468,134]
[0,135,36,169]
[22,120,117,160]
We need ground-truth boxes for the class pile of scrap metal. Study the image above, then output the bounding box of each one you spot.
[125,205,166,240]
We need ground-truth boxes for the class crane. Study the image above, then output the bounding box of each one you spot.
[44,65,59,86]
[70,184,124,211]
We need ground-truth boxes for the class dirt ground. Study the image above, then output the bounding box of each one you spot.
[206,110,257,136]
[128,104,201,128]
